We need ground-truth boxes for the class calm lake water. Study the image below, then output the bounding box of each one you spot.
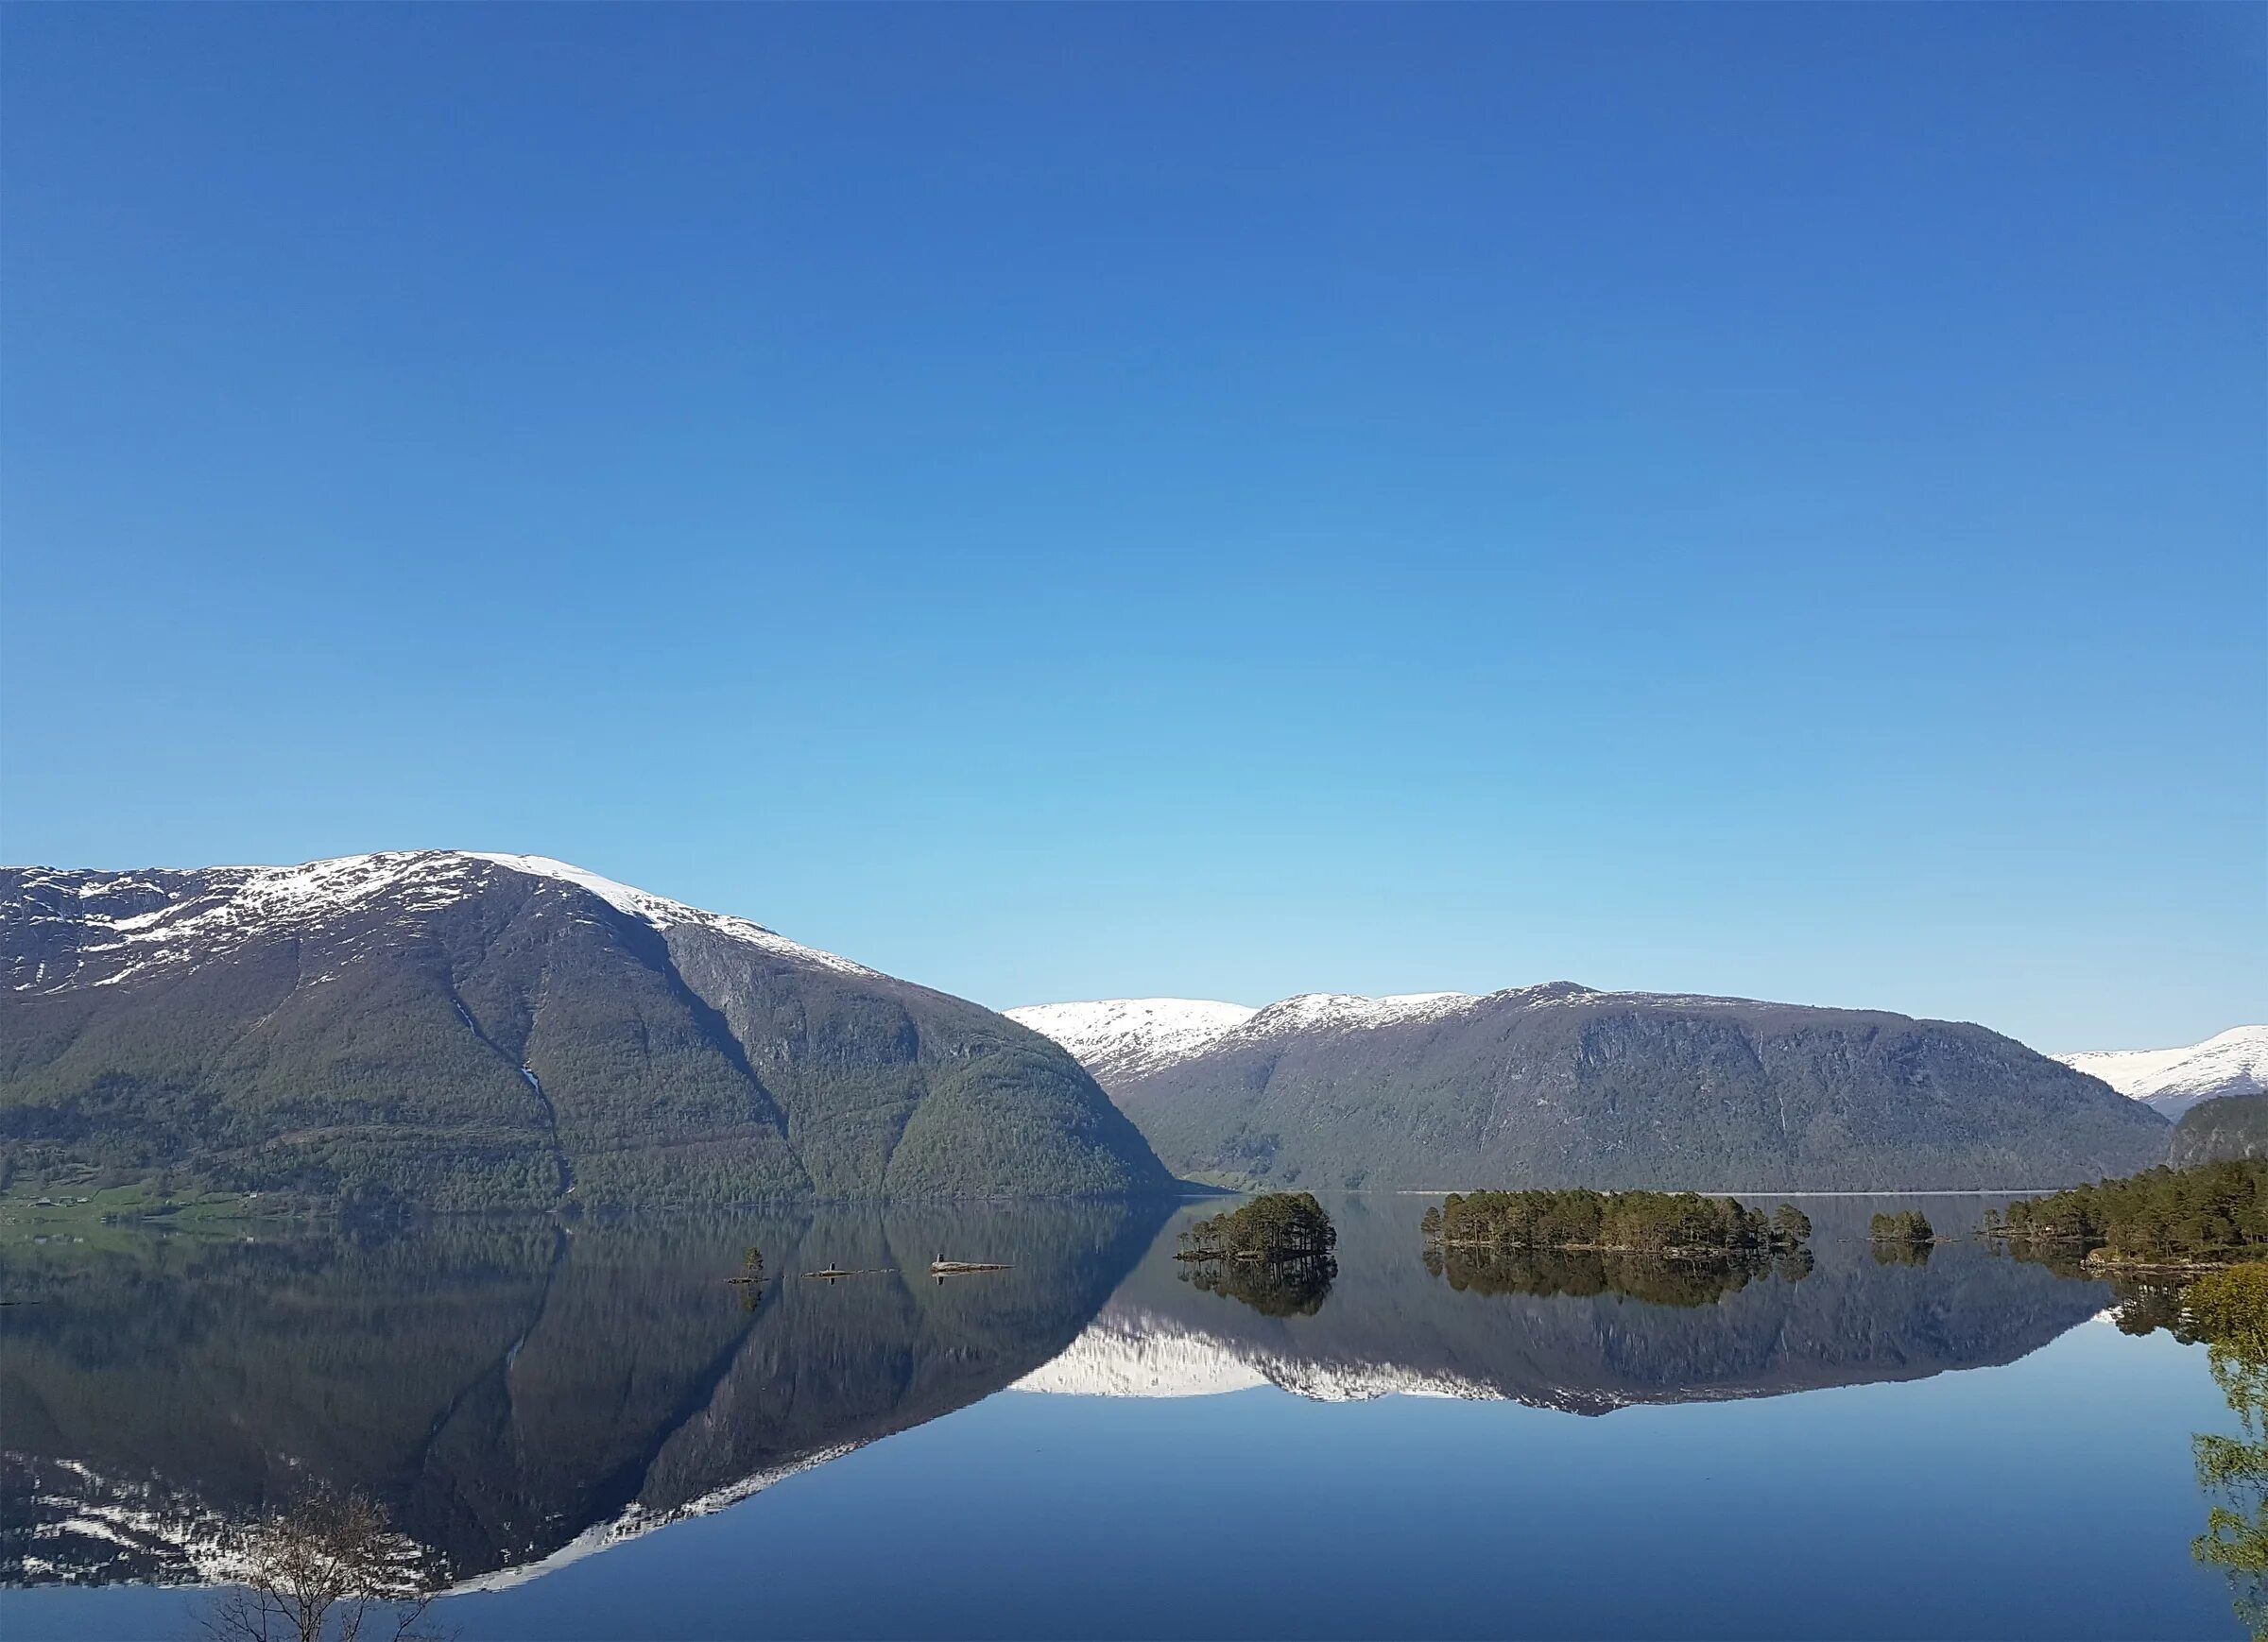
[0,1193,2246,1639]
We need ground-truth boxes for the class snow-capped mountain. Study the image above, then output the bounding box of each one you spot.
[1013,982,2172,1191]
[0,851,1171,1207]
[1006,990,1497,1081]
[1003,999,1260,1083]
[2056,1027,2268,1121]
[4,851,874,998]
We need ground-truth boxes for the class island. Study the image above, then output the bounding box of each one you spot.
[1176,1190,1337,1262]
[1869,1210,1935,1243]
[1420,1189,1812,1257]
[1988,1158,2268,1270]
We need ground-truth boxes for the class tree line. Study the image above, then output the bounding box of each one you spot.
[1991,1159,2268,1265]
[1419,1189,1812,1257]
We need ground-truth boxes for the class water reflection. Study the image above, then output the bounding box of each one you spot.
[1421,1243,1810,1305]
[0,1201,1165,1590]
[1178,1254,1335,1317]
[2194,1342,2268,1640]
[1872,1239,1935,1268]
[1022,1196,2112,1411]
[2096,1278,2268,1640]
[2,1193,2124,1599]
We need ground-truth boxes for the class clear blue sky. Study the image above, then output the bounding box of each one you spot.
[3,5,2260,1051]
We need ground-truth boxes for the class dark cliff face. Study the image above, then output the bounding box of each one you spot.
[2173,1094,2268,1168]
[1096,985,2171,1191]
[0,853,1171,1208]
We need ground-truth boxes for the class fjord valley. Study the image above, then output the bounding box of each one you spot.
[1009,989,2173,1193]
[0,852,1170,1211]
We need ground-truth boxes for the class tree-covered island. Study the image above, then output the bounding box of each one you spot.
[1419,1189,1811,1257]
[1177,1190,1337,1262]
[1869,1210,1936,1244]
[1989,1159,2268,1269]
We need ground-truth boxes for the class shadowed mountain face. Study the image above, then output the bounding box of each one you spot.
[2175,1094,2268,1168]
[0,1200,1167,1588]
[1022,985,2171,1191]
[1012,1195,2116,1413]
[0,853,1171,1206]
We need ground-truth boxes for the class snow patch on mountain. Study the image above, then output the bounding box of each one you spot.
[2057,1027,2268,1121]
[463,853,874,976]
[1004,999,1258,1082]
[5,851,872,995]
[1009,991,1497,1081]
[1244,992,1482,1035]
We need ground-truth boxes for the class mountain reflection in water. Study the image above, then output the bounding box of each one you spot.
[1,1202,1165,1589]
[1017,1195,2111,1411]
[3,1193,2113,1595]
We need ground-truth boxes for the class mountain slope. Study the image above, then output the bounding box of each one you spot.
[2056,1027,2268,1121]
[1013,982,2172,1190]
[0,852,1171,1208]
[2173,1093,2268,1168]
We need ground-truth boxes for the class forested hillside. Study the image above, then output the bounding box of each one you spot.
[0,853,1171,1210]
[2175,1096,2268,1169]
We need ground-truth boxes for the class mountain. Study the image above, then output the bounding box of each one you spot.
[1009,983,2172,1191]
[2173,1093,2268,1169]
[2055,1027,2268,1121]
[0,852,1171,1209]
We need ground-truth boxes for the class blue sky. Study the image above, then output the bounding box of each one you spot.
[2,5,2259,1050]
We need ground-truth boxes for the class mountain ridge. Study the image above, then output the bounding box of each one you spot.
[0,851,1172,1209]
[1012,983,2172,1191]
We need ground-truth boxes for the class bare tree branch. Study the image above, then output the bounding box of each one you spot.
[190,1488,452,1642]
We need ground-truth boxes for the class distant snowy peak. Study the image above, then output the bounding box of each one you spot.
[1004,999,1258,1082]
[1245,991,1481,1034]
[1006,992,1500,1083]
[6,850,872,995]
[1009,983,1651,1082]
[2057,1027,2268,1121]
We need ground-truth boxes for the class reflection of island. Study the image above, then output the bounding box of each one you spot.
[0,1201,1163,1591]
[1180,1254,1335,1316]
[1017,1196,2113,1413]
[1422,1244,1809,1307]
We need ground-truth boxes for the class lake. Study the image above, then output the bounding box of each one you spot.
[0,1193,2246,1639]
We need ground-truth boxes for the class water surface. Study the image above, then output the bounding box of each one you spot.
[0,1194,2244,1638]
